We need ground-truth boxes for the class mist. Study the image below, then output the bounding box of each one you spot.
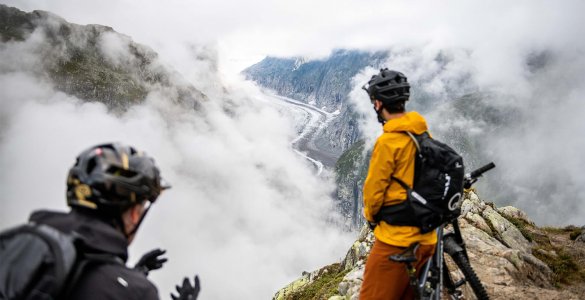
[349,43,585,226]
[0,24,352,299]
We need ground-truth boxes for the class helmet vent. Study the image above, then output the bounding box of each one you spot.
[86,157,97,174]
[106,166,138,178]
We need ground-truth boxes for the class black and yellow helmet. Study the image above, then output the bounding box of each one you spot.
[66,143,169,215]
[362,68,410,104]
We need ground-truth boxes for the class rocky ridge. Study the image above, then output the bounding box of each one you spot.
[274,190,585,300]
[0,4,205,112]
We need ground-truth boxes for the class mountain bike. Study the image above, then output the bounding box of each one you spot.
[390,162,495,300]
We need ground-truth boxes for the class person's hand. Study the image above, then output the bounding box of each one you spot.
[134,248,168,275]
[171,276,200,300]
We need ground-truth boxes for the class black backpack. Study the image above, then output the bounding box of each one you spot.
[374,131,465,233]
[0,223,121,299]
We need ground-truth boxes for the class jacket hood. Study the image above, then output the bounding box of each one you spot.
[383,111,428,134]
[29,209,129,262]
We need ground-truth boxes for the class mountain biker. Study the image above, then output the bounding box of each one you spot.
[359,69,436,300]
[25,143,199,300]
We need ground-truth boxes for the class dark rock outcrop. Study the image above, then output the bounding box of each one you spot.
[0,4,205,112]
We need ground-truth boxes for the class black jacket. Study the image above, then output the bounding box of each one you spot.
[29,210,159,300]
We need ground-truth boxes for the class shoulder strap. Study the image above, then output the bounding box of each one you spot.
[403,131,421,152]
[390,175,411,190]
[388,131,425,190]
[27,224,76,295]
[60,250,124,298]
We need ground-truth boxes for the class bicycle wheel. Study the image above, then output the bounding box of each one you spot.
[449,252,490,300]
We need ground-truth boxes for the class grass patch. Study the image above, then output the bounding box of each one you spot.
[51,49,148,110]
[542,226,583,240]
[335,140,366,182]
[501,214,534,242]
[284,263,350,300]
[568,227,583,241]
[532,224,585,287]
[542,226,567,234]
[533,248,585,286]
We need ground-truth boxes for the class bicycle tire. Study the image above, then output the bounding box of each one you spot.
[449,252,490,300]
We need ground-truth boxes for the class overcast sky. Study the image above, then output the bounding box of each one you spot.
[3,0,583,74]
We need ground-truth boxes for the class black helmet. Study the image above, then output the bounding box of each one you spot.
[66,143,169,215]
[362,68,410,104]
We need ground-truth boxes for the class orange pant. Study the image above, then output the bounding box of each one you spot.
[359,239,435,300]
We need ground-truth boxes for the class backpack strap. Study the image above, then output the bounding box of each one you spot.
[390,175,411,191]
[374,130,444,226]
[388,130,424,191]
[403,131,421,153]
[59,249,125,298]
[25,224,77,296]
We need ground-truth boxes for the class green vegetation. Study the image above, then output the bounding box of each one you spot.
[542,225,583,240]
[283,264,349,300]
[335,139,366,182]
[534,248,585,286]
[51,48,149,110]
[532,225,585,287]
[542,226,567,234]
[501,214,534,242]
[567,226,583,240]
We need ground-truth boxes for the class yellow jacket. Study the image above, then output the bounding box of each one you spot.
[363,111,437,247]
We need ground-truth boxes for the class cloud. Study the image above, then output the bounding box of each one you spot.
[0,72,353,298]
[0,28,352,299]
[5,0,582,73]
[348,42,585,226]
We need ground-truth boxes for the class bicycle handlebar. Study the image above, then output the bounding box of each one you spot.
[469,162,495,179]
[464,162,495,189]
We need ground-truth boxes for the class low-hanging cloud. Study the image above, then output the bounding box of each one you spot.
[0,29,352,299]
[349,42,585,226]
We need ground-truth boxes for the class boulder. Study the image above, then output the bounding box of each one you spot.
[482,206,531,253]
[498,206,535,225]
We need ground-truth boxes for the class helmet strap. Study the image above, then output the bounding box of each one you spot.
[126,203,152,237]
[374,106,386,125]
[114,213,130,240]
[114,202,151,240]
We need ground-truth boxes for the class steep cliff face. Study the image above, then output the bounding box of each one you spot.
[274,190,585,300]
[0,4,205,112]
[334,140,368,229]
[243,50,387,157]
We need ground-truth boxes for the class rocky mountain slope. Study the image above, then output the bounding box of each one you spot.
[243,50,387,158]
[334,140,368,228]
[274,190,585,299]
[0,4,205,112]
